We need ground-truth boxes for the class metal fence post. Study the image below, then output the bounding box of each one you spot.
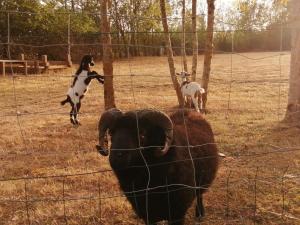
[7,12,10,58]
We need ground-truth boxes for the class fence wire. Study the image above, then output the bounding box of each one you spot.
[0,9,299,225]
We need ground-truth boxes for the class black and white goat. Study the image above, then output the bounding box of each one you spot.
[61,55,104,125]
[177,71,205,113]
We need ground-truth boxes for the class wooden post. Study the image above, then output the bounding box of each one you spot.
[66,54,72,67]
[67,14,72,67]
[202,0,216,111]
[191,0,198,81]
[1,62,5,76]
[284,0,300,123]
[181,0,188,73]
[34,60,40,74]
[160,47,164,56]
[24,61,28,75]
[20,54,25,60]
[42,55,49,71]
[7,13,10,58]
[101,0,116,109]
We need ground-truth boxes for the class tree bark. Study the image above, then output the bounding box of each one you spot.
[191,0,198,81]
[112,0,129,58]
[160,0,184,107]
[201,0,215,110]
[284,0,300,123]
[101,0,116,110]
[71,0,75,11]
[181,0,188,73]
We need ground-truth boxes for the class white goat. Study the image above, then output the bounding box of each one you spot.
[176,71,205,113]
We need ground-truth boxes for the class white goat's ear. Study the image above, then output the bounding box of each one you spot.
[176,73,180,75]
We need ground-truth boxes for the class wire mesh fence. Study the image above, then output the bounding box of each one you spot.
[0,9,292,61]
[0,9,299,225]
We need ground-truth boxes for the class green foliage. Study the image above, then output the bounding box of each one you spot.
[214,0,290,52]
[0,0,291,60]
[1,1,97,34]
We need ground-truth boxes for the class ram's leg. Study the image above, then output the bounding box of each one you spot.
[195,193,205,219]
[146,221,157,225]
[168,218,184,225]
[148,222,157,225]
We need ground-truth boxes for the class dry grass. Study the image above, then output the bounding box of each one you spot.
[0,52,299,225]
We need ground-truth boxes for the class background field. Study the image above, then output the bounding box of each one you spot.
[0,52,299,225]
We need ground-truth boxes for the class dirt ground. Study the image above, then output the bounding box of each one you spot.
[0,52,299,225]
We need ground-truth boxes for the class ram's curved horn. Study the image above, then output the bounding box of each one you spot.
[136,109,173,156]
[96,108,123,156]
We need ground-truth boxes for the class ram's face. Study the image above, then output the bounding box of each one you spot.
[109,127,143,170]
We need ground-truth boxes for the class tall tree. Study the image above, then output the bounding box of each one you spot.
[284,0,300,123]
[202,0,215,111]
[234,0,269,31]
[112,0,129,57]
[101,0,116,109]
[181,0,188,72]
[160,0,184,107]
[191,0,198,81]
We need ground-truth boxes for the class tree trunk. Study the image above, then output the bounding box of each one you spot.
[201,0,215,111]
[181,0,188,72]
[112,0,129,58]
[129,0,139,57]
[284,0,300,123]
[101,0,116,110]
[71,0,75,11]
[64,0,67,9]
[160,0,184,107]
[191,0,198,81]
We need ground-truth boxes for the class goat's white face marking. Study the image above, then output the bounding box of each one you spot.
[89,59,95,67]
[176,71,190,79]
[177,71,191,82]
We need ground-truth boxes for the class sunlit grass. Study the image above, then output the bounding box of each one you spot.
[0,52,299,224]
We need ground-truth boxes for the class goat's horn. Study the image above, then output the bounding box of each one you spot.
[137,109,173,156]
[96,108,123,156]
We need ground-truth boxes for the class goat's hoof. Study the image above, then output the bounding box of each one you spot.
[75,120,81,126]
[73,124,80,128]
[70,118,76,125]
